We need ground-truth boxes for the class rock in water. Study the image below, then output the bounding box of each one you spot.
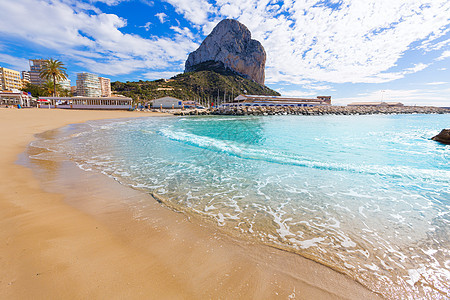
[185,19,266,85]
[431,129,450,145]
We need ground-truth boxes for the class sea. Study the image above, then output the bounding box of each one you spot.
[31,114,449,299]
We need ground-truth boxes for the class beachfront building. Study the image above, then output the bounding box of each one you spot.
[21,71,30,89]
[0,90,34,107]
[71,86,77,96]
[21,71,30,82]
[221,94,332,108]
[58,78,71,91]
[76,72,101,97]
[150,96,183,109]
[29,59,47,86]
[0,67,22,91]
[21,78,30,89]
[348,102,404,107]
[99,77,111,97]
[37,96,133,110]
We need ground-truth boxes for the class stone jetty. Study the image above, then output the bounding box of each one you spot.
[173,105,449,116]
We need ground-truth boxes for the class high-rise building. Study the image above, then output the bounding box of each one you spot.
[58,78,71,90]
[98,77,111,97]
[21,71,30,81]
[21,71,31,89]
[76,72,101,97]
[0,67,22,91]
[29,59,47,86]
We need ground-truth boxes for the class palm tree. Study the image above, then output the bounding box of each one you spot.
[40,58,68,97]
[42,81,57,96]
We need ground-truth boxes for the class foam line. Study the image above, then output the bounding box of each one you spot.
[159,127,450,182]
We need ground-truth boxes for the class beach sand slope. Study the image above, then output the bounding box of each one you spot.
[0,108,381,299]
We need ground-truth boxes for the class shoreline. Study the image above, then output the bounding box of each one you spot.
[1,108,381,299]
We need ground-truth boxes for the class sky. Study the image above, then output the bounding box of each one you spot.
[0,0,449,106]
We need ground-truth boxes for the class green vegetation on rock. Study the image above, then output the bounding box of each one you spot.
[111,71,280,103]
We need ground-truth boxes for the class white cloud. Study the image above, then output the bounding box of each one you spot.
[164,0,450,84]
[140,0,154,6]
[0,54,30,71]
[140,21,152,31]
[93,0,125,6]
[334,88,450,107]
[419,34,450,52]
[425,82,448,85]
[162,0,215,25]
[0,0,198,76]
[155,12,167,23]
[143,70,180,80]
[170,26,194,39]
[403,63,429,74]
[1,0,448,95]
[437,50,450,61]
[279,89,317,97]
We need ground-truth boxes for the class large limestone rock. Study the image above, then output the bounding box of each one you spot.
[185,19,266,85]
[431,129,450,145]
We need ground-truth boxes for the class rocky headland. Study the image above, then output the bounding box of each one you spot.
[185,19,266,85]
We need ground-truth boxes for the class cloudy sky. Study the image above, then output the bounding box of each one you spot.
[0,0,449,105]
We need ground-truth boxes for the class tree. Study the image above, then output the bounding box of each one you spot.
[42,81,71,97]
[40,58,68,97]
[59,87,73,97]
[22,82,45,97]
[42,81,57,96]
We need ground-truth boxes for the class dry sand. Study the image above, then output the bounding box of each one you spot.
[0,108,382,299]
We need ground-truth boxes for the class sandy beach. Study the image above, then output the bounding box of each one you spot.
[0,108,381,299]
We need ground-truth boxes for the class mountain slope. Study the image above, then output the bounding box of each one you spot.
[111,71,280,103]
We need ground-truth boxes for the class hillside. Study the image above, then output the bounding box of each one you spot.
[111,71,280,103]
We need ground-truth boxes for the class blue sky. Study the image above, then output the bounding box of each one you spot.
[0,0,449,106]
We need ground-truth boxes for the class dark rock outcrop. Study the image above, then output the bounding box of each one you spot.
[185,19,266,85]
[431,129,450,145]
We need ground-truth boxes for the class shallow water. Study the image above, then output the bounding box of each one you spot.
[32,114,449,299]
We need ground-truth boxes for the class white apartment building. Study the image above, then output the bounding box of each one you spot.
[58,78,71,90]
[29,59,47,86]
[76,72,101,97]
[21,71,31,88]
[99,77,111,97]
[21,71,30,81]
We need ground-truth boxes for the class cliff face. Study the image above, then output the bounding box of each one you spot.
[185,19,266,85]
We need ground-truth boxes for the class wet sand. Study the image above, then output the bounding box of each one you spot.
[0,108,381,299]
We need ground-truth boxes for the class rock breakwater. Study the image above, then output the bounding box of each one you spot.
[173,105,449,116]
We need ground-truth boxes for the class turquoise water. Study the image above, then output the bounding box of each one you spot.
[35,114,449,298]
